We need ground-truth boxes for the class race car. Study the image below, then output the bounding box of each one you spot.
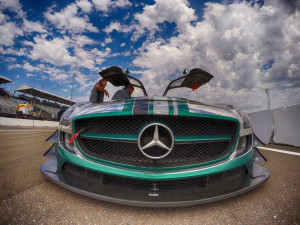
[41,66,269,207]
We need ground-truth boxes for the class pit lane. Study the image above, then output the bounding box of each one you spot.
[0,126,299,224]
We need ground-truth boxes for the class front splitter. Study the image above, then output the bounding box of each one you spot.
[41,160,270,207]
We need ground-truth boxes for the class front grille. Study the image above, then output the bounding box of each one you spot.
[63,162,247,193]
[74,115,238,168]
[78,138,232,167]
[75,116,234,136]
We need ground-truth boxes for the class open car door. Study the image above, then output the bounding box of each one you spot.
[99,66,148,96]
[163,68,214,96]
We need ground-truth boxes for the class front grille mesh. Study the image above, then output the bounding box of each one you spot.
[78,138,231,167]
[75,116,234,136]
[63,162,247,192]
[74,115,237,167]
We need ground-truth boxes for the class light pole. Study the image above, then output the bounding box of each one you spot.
[265,88,275,143]
[71,64,77,101]
[265,88,271,110]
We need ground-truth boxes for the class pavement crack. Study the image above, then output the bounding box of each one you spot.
[0,180,47,202]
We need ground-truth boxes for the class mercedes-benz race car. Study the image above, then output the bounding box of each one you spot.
[41,66,269,207]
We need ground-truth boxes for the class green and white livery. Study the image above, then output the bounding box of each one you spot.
[41,67,269,207]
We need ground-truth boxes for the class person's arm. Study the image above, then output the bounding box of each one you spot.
[96,84,109,97]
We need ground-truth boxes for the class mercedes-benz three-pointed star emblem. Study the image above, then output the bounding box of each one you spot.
[138,123,174,159]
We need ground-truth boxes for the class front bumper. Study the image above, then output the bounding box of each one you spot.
[41,158,269,207]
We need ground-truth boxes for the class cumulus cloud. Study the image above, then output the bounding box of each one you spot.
[25,34,111,70]
[27,35,75,66]
[3,57,16,62]
[1,0,298,110]
[92,0,132,12]
[71,34,96,46]
[103,21,132,33]
[102,0,195,39]
[0,12,46,48]
[76,0,93,13]
[133,0,196,40]
[0,19,23,46]
[1,0,24,17]
[104,37,112,44]
[72,45,111,70]
[23,19,47,33]
[45,3,98,34]
[101,37,113,46]
[0,46,27,56]
[7,63,21,70]
[103,21,121,33]
[26,73,36,77]
[132,0,300,111]
[23,62,40,72]
[41,65,72,83]
[91,47,111,65]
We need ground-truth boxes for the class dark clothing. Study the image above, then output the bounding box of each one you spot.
[112,88,130,101]
[89,82,104,103]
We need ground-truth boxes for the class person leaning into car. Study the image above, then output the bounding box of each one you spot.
[89,78,109,103]
[112,84,134,101]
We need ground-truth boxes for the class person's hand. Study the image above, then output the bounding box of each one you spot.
[104,90,109,97]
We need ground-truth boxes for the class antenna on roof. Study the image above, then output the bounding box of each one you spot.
[183,69,188,75]
[124,68,130,74]
[71,63,77,101]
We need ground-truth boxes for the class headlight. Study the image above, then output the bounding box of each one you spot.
[236,136,247,151]
[60,101,89,126]
[235,134,252,157]
[59,132,76,154]
[234,107,251,129]
[60,105,77,126]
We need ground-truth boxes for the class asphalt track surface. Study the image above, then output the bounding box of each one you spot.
[0,126,299,225]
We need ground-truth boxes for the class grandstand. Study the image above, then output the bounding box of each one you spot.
[15,84,75,121]
[0,75,11,85]
[0,75,17,117]
[0,95,18,117]
[0,78,75,121]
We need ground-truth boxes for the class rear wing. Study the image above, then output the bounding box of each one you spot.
[163,68,214,96]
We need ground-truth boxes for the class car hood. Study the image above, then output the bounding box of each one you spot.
[61,96,241,125]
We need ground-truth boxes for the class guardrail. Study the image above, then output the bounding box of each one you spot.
[0,117,59,127]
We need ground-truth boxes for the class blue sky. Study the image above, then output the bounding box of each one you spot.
[0,0,299,112]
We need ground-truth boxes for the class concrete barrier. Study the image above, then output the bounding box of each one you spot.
[248,110,273,145]
[272,105,300,147]
[249,104,300,147]
[0,117,59,127]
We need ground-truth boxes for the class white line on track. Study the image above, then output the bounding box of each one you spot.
[0,129,55,132]
[258,146,300,156]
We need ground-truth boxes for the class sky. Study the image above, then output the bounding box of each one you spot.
[0,0,299,112]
